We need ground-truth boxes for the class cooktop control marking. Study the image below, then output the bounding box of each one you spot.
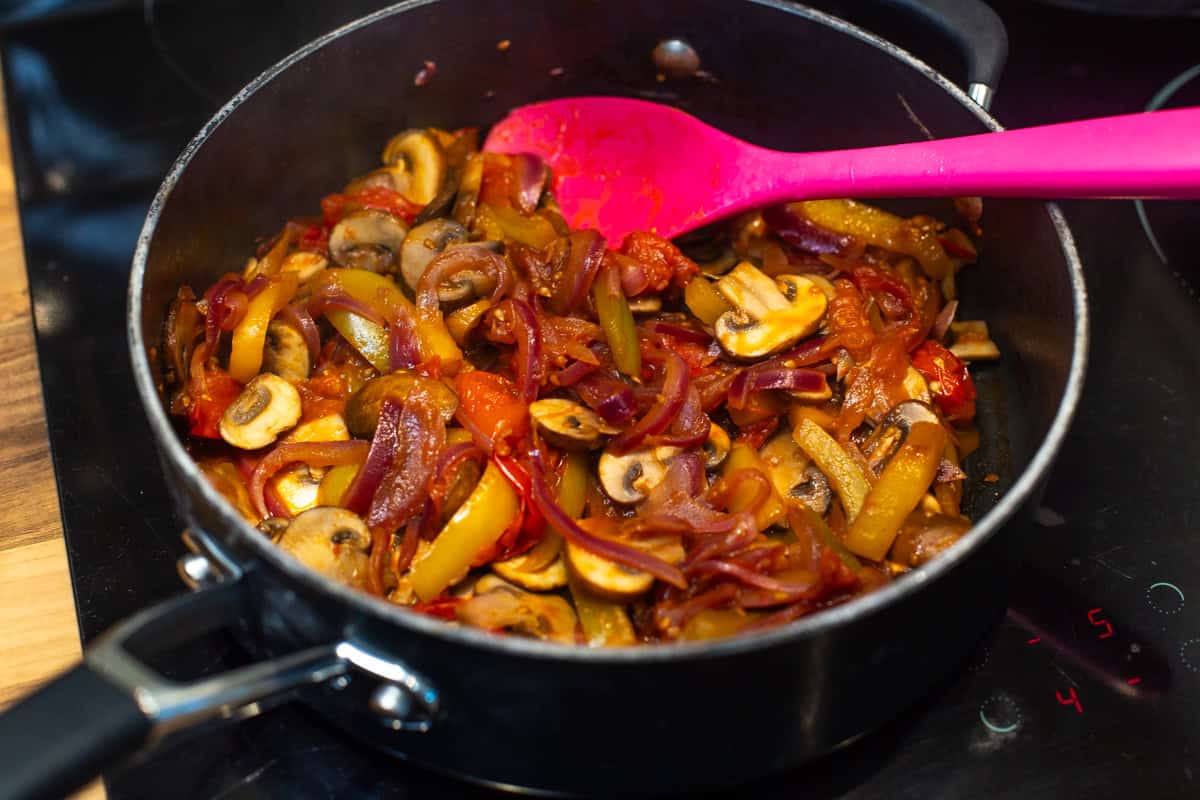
[1147,582,1185,615]
[1181,639,1200,673]
[979,694,1022,734]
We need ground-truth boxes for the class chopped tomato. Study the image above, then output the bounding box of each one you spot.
[454,371,530,445]
[910,340,977,423]
[619,231,700,294]
[826,279,875,361]
[291,219,329,253]
[320,185,421,227]
[186,368,242,439]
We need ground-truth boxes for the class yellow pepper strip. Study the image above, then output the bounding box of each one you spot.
[325,308,390,373]
[228,272,299,383]
[684,275,733,326]
[797,199,955,279]
[570,574,637,646]
[722,444,786,530]
[318,269,462,373]
[410,460,520,601]
[318,463,359,506]
[792,418,871,522]
[787,403,837,432]
[844,421,947,561]
[593,260,641,378]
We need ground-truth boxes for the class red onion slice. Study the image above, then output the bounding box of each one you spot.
[417,244,512,311]
[308,291,388,326]
[575,371,637,425]
[341,400,402,515]
[727,367,828,410]
[648,320,712,346]
[763,204,858,255]
[278,301,321,361]
[610,350,689,454]
[512,153,548,215]
[510,298,543,403]
[549,230,605,315]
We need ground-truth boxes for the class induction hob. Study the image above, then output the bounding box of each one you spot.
[4,1,1199,797]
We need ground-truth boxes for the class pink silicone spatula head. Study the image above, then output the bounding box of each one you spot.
[484,96,1200,243]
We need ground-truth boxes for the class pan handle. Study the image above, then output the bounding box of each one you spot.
[0,580,345,800]
[875,0,1009,108]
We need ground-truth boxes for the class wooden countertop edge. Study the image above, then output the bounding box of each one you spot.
[0,64,105,800]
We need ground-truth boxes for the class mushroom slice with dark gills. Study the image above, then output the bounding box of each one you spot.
[262,320,310,383]
[328,209,409,273]
[598,445,681,504]
[529,398,618,450]
[862,400,941,476]
[703,423,731,469]
[759,430,831,515]
[381,128,446,206]
[713,261,828,358]
[219,373,302,450]
[276,507,371,589]
[456,575,578,644]
[400,219,500,303]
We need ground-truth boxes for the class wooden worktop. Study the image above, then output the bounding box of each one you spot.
[0,71,104,799]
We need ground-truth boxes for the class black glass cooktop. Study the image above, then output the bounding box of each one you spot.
[4,1,1199,797]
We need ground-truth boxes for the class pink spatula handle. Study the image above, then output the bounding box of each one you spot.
[750,106,1200,204]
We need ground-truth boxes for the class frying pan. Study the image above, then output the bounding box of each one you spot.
[0,1,1087,797]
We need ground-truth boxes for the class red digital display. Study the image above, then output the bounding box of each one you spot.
[1087,607,1114,639]
[1056,687,1083,713]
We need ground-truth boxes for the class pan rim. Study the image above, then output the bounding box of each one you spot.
[127,0,1089,664]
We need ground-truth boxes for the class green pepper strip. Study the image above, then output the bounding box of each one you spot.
[593,259,641,378]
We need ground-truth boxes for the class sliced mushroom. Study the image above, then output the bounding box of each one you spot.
[256,516,289,542]
[529,398,618,450]
[455,576,578,644]
[493,554,568,591]
[280,251,328,283]
[714,262,828,358]
[381,129,446,206]
[270,464,324,517]
[328,209,409,273]
[262,320,311,383]
[219,373,302,450]
[565,540,654,601]
[162,286,200,394]
[805,273,837,301]
[703,423,731,469]
[862,400,941,475]
[276,507,371,588]
[344,372,459,438]
[627,295,662,314]
[759,431,832,515]
[890,511,970,567]
[283,413,350,444]
[598,445,681,504]
[400,219,470,295]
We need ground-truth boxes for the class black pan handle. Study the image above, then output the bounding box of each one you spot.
[0,579,347,800]
[0,664,151,800]
[876,0,1009,108]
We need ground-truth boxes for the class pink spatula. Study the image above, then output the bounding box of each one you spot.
[484,97,1200,243]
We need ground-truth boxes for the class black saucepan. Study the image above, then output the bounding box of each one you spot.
[0,1,1087,798]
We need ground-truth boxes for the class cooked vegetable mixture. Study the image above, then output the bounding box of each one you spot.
[163,125,998,645]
